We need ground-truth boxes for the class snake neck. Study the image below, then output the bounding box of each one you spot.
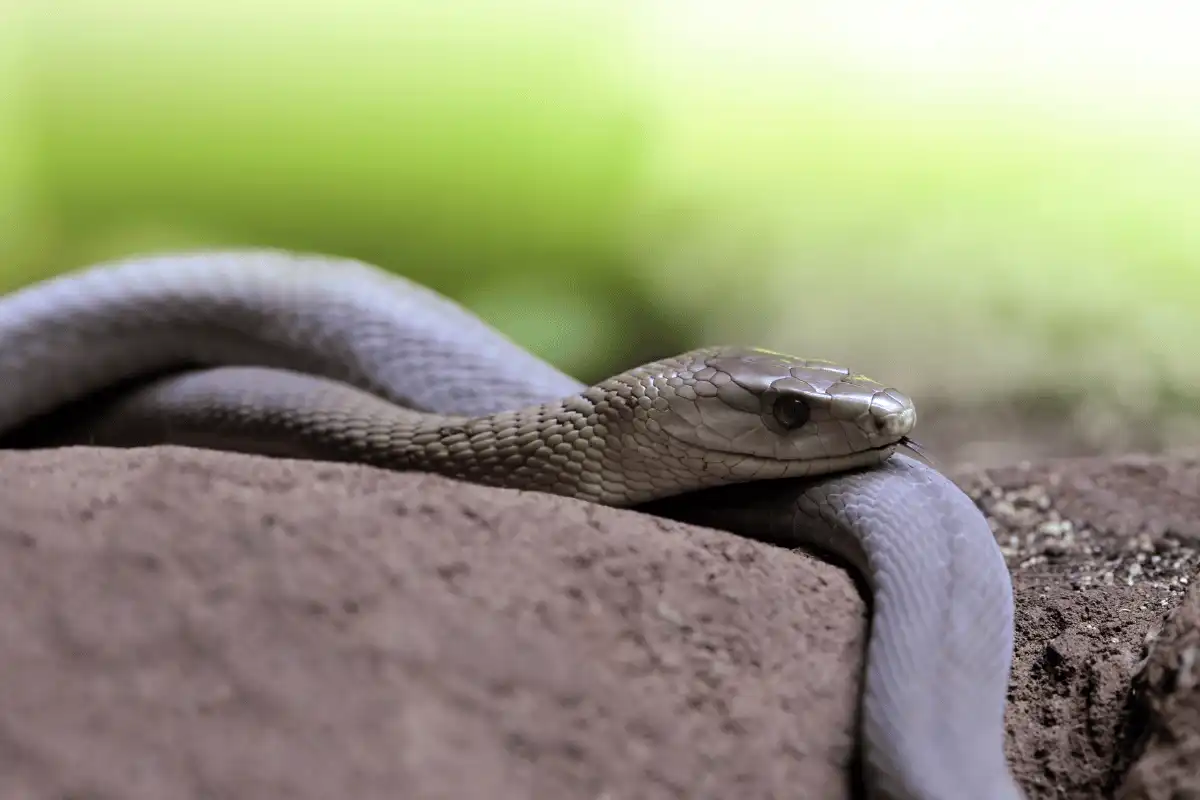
[374,389,711,507]
[385,393,613,504]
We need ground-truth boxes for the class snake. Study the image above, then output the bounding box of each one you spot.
[0,249,1023,799]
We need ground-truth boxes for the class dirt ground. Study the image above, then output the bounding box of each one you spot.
[0,440,1198,799]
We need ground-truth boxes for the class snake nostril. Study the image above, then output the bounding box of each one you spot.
[865,412,895,438]
[878,407,916,437]
[865,391,917,439]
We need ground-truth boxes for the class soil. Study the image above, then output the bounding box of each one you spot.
[0,444,1198,799]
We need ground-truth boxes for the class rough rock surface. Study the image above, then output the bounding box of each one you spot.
[0,445,1198,799]
[960,453,1200,798]
[1115,578,1200,799]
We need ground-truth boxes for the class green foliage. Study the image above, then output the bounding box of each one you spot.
[3,2,1199,415]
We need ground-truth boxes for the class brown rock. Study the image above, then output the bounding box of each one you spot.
[1116,579,1200,799]
[2,445,1199,799]
[955,453,1200,799]
[0,446,865,800]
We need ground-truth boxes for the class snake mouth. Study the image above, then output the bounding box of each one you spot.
[813,440,901,467]
[661,422,910,471]
[692,439,902,485]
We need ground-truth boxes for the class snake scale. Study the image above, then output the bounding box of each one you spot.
[0,250,1023,800]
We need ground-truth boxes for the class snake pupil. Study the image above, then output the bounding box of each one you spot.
[772,396,811,430]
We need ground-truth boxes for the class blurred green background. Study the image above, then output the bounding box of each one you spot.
[4,1,1199,465]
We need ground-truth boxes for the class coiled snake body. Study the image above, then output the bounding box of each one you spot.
[0,250,1022,799]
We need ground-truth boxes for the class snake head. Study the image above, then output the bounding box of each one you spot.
[584,346,916,495]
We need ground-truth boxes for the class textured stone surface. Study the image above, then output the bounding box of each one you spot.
[1,445,1199,799]
[1116,579,1200,800]
[0,446,865,800]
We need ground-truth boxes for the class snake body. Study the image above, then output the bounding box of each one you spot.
[0,250,1022,799]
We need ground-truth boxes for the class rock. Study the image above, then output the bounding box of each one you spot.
[1116,578,1200,799]
[955,452,1200,798]
[1,445,1199,799]
[0,446,865,800]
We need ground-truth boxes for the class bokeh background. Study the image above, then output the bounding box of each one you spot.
[4,1,1199,466]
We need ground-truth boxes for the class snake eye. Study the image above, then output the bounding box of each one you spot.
[772,396,811,430]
